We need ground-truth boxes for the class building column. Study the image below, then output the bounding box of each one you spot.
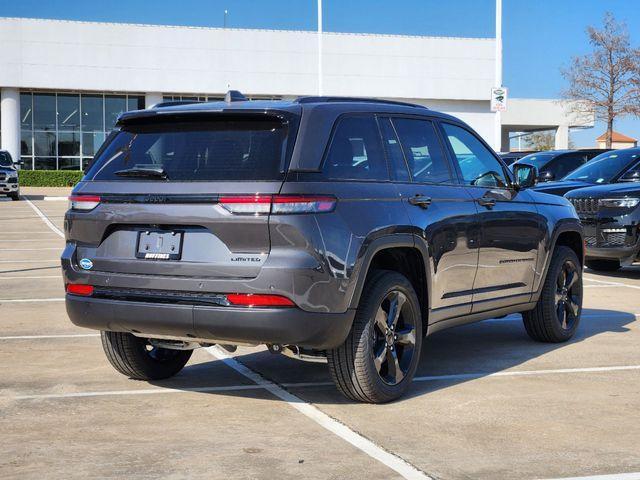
[555,124,569,150]
[500,128,510,152]
[145,92,163,109]
[1,87,20,163]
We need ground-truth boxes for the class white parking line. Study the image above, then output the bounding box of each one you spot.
[483,312,640,323]
[0,275,61,280]
[0,298,64,303]
[16,384,266,400]
[0,247,61,251]
[413,365,640,383]
[584,276,640,290]
[24,198,65,238]
[543,473,640,480]
[0,260,59,263]
[0,333,99,340]
[11,363,640,401]
[206,346,431,480]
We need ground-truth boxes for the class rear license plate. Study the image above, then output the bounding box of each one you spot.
[136,231,183,260]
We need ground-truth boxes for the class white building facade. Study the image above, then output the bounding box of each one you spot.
[0,17,588,170]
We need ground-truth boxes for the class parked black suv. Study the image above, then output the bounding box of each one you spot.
[566,182,640,271]
[63,95,584,403]
[513,149,608,184]
[533,148,640,196]
[0,150,20,200]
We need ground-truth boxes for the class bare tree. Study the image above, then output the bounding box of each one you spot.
[526,131,555,151]
[562,12,640,148]
[525,131,575,151]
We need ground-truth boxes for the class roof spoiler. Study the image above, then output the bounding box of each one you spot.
[225,90,248,102]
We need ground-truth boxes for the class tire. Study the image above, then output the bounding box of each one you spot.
[327,270,422,403]
[585,259,620,272]
[523,246,583,343]
[9,193,19,201]
[100,331,193,380]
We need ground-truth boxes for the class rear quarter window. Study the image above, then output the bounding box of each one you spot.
[85,117,288,181]
[322,116,389,181]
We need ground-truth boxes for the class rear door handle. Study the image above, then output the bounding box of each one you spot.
[408,194,432,209]
[477,197,497,209]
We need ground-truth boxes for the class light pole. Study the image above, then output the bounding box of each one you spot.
[317,0,323,95]
[224,9,228,28]
[494,0,503,151]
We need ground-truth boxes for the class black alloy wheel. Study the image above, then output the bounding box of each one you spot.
[372,290,417,385]
[554,259,581,331]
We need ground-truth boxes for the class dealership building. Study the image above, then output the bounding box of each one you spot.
[0,17,592,170]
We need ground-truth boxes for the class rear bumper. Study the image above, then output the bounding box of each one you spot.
[66,295,354,350]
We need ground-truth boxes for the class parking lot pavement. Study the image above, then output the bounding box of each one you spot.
[1,195,639,479]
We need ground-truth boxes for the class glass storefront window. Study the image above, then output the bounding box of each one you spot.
[81,95,104,132]
[59,158,81,170]
[105,95,127,131]
[20,93,33,129]
[57,94,80,131]
[34,157,57,170]
[21,157,34,170]
[33,93,56,131]
[82,131,105,157]
[34,131,56,157]
[19,92,149,170]
[127,96,145,111]
[58,132,81,157]
[21,130,33,156]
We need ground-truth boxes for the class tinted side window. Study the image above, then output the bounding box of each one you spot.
[441,123,507,188]
[379,118,410,182]
[323,116,388,181]
[392,118,452,184]
[548,153,585,179]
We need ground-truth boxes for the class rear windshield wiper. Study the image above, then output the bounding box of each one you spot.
[114,166,169,180]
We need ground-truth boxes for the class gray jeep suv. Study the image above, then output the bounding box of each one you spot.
[63,95,584,403]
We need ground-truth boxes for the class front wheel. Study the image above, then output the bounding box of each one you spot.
[9,192,19,201]
[327,270,422,403]
[523,246,583,343]
[101,331,192,380]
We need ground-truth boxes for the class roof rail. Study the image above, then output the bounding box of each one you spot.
[152,100,204,108]
[294,96,428,109]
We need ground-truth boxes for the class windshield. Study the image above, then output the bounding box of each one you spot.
[0,152,12,168]
[563,150,640,183]
[86,117,289,181]
[516,152,554,169]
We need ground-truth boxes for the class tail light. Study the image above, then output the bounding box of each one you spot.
[218,194,336,215]
[69,195,101,211]
[66,284,94,296]
[226,293,295,307]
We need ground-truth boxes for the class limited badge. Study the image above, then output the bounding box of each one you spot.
[79,258,93,270]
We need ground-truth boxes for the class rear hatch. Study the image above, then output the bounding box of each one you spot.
[67,111,297,279]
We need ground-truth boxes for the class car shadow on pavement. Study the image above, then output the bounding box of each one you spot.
[150,307,636,404]
[586,265,640,281]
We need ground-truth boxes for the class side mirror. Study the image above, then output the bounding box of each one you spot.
[538,170,555,182]
[513,163,538,189]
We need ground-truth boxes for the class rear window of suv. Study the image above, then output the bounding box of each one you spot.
[85,117,289,181]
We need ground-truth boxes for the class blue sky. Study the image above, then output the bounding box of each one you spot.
[1,0,639,147]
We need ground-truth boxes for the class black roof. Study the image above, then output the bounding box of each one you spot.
[118,95,459,125]
[114,93,469,172]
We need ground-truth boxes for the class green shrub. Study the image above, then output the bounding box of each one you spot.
[18,170,84,187]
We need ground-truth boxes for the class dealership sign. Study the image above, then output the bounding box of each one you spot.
[491,87,508,112]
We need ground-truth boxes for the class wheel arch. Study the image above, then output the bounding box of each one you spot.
[348,235,431,331]
[534,219,584,301]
